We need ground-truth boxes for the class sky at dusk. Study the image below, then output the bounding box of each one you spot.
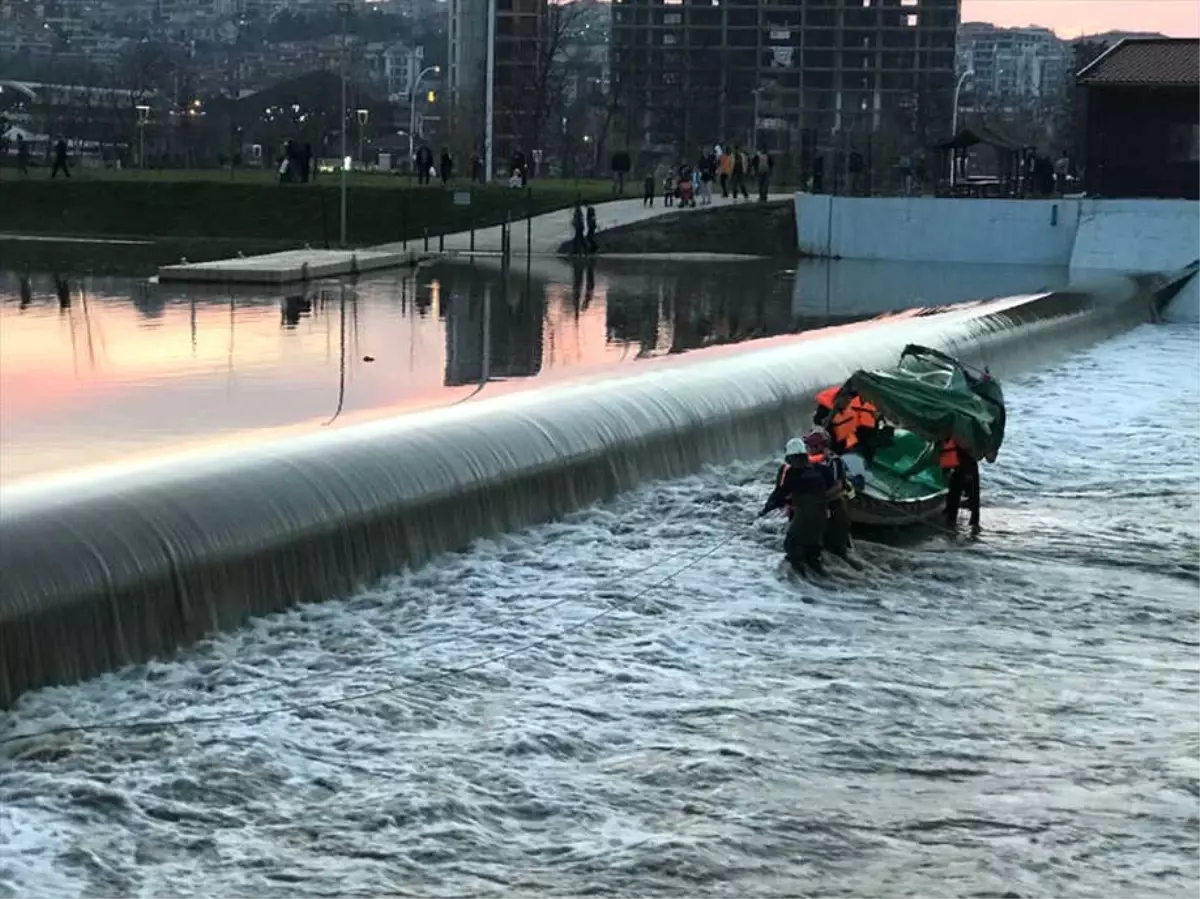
[962,0,1199,38]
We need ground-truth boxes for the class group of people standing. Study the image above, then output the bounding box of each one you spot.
[640,144,775,208]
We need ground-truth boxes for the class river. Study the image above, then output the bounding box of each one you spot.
[0,263,1196,897]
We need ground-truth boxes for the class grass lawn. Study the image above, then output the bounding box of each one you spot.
[0,166,621,246]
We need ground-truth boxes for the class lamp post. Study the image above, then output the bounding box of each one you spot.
[750,87,763,151]
[950,68,974,188]
[356,107,369,168]
[408,64,440,173]
[484,0,496,182]
[336,0,352,247]
[135,104,150,168]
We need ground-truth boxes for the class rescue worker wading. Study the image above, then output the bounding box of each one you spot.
[940,437,981,530]
[759,438,840,576]
[803,428,864,570]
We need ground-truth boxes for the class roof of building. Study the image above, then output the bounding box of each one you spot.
[1077,37,1200,87]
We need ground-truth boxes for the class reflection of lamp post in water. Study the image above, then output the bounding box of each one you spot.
[135,104,150,168]
[356,108,369,168]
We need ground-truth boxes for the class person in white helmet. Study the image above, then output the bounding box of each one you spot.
[759,437,841,575]
[803,428,864,568]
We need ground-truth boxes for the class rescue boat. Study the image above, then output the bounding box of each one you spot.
[835,345,1007,527]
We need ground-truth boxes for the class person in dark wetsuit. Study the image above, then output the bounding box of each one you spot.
[759,438,840,576]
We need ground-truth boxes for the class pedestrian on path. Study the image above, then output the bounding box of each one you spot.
[730,146,749,200]
[16,134,29,176]
[755,148,773,202]
[571,202,586,255]
[50,138,70,179]
[643,171,655,207]
[585,205,598,254]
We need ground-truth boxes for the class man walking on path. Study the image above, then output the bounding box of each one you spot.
[50,138,70,178]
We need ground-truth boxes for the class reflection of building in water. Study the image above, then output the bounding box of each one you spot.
[281,294,314,328]
[604,282,672,358]
[665,266,795,354]
[443,274,544,387]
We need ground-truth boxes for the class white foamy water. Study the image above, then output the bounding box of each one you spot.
[2,324,1198,898]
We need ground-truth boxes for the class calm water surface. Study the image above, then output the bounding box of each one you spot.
[0,259,1067,484]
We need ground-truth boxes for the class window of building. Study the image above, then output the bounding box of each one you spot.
[906,14,918,26]
[1169,124,1200,162]
[901,0,919,6]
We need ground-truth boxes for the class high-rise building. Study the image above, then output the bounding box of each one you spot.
[958,22,1071,111]
[448,0,549,170]
[610,0,960,163]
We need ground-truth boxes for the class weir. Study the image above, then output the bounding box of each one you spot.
[0,267,1193,708]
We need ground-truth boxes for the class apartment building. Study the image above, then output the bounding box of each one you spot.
[448,0,549,168]
[958,22,1070,110]
[611,0,960,159]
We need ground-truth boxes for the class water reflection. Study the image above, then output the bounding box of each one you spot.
[0,259,1067,484]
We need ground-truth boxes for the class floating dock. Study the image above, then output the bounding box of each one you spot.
[156,248,423,285]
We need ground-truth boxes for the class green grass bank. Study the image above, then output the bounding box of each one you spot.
[0,171,616,247]
[558,201,799,257]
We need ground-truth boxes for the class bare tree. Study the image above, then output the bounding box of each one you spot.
[496,0,590,165]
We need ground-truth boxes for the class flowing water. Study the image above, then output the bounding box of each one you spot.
[1,292,1197,898]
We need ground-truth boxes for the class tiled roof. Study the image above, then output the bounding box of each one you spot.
[1078,37,1200,87]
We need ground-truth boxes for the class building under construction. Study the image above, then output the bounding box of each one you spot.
[447,0,549,173]
[610,0,960,181]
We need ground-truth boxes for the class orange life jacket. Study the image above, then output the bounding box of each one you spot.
[851,397,877,430]
[939,439,960,470]
[815,386,840,412]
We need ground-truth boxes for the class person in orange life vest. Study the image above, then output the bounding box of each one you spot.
[813,385,842,430]
[815,386,878,457]
[759,438,840,576]
[940,437,981,530]
[803,428,857,564]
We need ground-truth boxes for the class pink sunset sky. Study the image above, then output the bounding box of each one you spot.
[962,0,1199,38]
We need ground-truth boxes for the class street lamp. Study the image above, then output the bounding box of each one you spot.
[356,108,369,168]
[408,64,440,173]
[750,87,763,151]
[950,69,974,188]
[135,104,150,168]
[336,0,352,247]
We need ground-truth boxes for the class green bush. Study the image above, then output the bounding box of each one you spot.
[0,178,616,246]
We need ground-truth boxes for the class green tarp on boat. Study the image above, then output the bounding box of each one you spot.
[843,344,1006,464]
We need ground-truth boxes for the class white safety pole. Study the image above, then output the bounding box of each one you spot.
[484,0,496,183]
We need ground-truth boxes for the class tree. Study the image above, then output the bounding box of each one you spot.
[496,0,590,165]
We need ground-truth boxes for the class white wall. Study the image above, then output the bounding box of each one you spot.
[794,194,1083,266]
[1069,199,1199,272]
[796,194,1198,269]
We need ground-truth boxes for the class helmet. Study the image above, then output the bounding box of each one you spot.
[784,437,807,457]
[803,428,830,453]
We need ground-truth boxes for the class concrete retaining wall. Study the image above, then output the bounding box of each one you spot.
[794,194,1199,319]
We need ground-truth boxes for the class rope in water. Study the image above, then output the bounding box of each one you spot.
[0,532,742,748]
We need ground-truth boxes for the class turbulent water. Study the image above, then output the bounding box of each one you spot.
[2,324,1198,899]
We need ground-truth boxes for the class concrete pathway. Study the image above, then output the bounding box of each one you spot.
[155,192,795,284]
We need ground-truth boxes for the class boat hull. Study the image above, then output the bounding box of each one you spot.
[848,488,946,527]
